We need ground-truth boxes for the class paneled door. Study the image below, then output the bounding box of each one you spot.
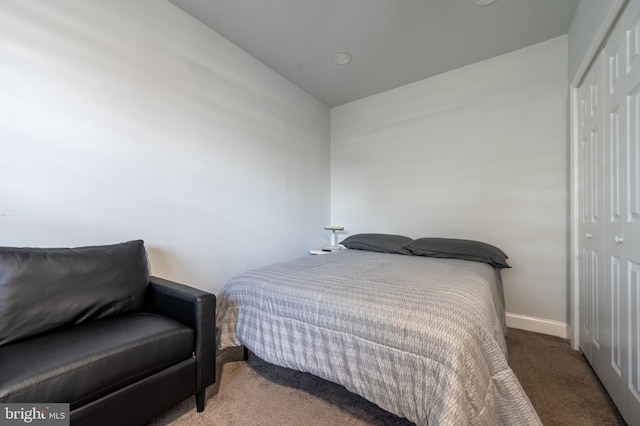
[577,2,640,424]
[622,1,640,422]
[602,15,626,409]
[578,50,605,366]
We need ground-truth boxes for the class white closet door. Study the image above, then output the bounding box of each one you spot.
[623,1,640,422]
[603,16,626,409]
[579,50,605,365]
[577,3,640,423]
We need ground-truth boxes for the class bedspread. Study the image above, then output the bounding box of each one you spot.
[217,250,541,425]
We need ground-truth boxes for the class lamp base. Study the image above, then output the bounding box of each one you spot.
[323,226,344,251]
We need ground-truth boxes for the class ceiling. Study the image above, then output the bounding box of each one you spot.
[168,0,580,108]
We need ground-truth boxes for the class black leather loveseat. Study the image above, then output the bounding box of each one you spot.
[0,240,216,426]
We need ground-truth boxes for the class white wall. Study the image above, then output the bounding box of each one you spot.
[0,0,330,293]
[331,37,568,325]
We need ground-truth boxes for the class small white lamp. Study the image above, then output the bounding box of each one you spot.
[324,226,344,250]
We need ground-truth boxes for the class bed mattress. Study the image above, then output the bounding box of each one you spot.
[217,249,541,425]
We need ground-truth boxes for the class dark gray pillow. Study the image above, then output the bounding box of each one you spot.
[340,233,413,255]
[404,238,511,269]
[0,240,149,346]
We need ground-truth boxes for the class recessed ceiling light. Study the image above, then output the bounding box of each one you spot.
[474,0,497,5]
[333,52,352,65]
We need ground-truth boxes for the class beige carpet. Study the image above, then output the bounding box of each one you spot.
[149,328,626,425]
[506,328,625,426]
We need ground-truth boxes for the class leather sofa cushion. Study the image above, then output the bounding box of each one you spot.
[0,240,149,346]
[0,313,194,408]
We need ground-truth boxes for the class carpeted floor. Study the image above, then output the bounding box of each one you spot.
[149,328,626,425]
[506,328,625,426]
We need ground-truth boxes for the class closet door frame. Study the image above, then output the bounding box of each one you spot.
[570,0,628,350]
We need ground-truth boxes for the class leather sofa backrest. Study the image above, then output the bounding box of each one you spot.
[0,240,149,346]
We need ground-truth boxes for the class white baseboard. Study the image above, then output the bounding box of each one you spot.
[506,312,567,339]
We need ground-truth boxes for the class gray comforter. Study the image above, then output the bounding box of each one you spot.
[217,250,541,425]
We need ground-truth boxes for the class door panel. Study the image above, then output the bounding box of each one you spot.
[578,3,640,424]
[611,255,623,377]
[603,17,626,408]
[579,51,605,366]
[624,2,640,423]
[628,262,640,412]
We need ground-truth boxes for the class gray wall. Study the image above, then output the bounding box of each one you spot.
[331,37,569,327]
[0,0,330,293]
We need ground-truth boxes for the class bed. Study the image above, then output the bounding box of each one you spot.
[217,234,541,425]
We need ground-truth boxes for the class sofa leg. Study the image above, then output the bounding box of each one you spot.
[196,391,205,412]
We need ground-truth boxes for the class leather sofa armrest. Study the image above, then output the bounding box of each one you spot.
[145,276,216,390]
